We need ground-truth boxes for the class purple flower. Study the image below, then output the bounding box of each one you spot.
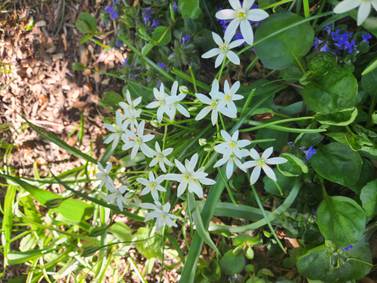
[105,5,119,20]
[342,244,353,252]
[181,34,191,45]
[143,7,153,25]
[344,39,356,54]
[151,19,160,29]
[122,58,129,67]
[304,146,316,161]
[157,62,167,69]
[115,39,123,48]
[173,1,178,12]
[319,43,330,53]
[313,37,323,48]
[362,33,372,43]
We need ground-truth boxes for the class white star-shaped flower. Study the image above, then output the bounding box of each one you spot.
[137,172,166,202]
[334,0,377,26]
[149,142,173,172]
[104,111,127,150]
[201,32,244,68]
[140,201,178,231]
[96,162,113,189]
[106,185,132,211]
[216,0,269,45]
[121,121,154,159]
[119,90,142,130]
[214,130,250,178]
[165,154,216,198]
[243,147,287,185]
[195,79,235,125]
[222,80,243,116]
[146,83,175,122]
[168,81,191,120]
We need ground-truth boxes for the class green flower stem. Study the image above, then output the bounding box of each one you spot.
[241,116,315,132]
[251,185,286,253]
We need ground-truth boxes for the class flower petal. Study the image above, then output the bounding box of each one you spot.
[249,148,260,160]
[250,166,261,185]
[262,165,277,181]
[266,157,287,165]
[215,9,236,20]
[224,19,239,42]
[195,107,211,121]
[240,20,254,45]
[333,0,360,14]
[229,0,242,9]
[202,48,220,59]
[247,9,269,21]
[357,2,371,25]
[262,147,273,159]
[215,53,225,68]
[226,50,240,65]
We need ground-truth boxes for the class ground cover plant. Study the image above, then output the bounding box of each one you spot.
[1,0,377,282]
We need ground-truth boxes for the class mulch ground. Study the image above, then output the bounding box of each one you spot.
[0,0,126,176]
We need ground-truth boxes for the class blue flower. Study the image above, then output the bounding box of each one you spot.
[151,19,160,29]
[181,34,191,45]
[362,33,372,43]
[142,7,153,25]
[342,244,353,252]
[115,39,123,48]
[303,146,316,161]
[105,5,119,20]
[157,62,167,69]
[173,1,178,12]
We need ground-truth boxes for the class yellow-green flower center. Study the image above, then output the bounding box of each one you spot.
[229,141,237,149]
[210,100,218,109]
[236,9,247,20]
[219,43,229,53]
[224,93,232,102]
[257,159,265,167]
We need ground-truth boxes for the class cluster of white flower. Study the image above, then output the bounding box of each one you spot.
[97,0,289,232]
[195,79,243,125]
[202,0,269,68]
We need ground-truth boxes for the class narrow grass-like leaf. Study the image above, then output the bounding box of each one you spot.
[8,248,54,265]
[362,57,377,76]
[188,193,219,254]
[25,118,97,164]
[1,185,17,267]
[214,202,265,220]
[209,181,301,233]
[1,173,93,224]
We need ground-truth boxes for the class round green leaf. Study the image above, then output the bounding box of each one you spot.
[310,143,362,187]
[255,12,314,70]
[220,249,246,275]
[301,67,358,114]
[297,240,372,282]
[152,26,172,46]
[315,107,358,126]
[317,196,366,246]
[278,153,308,177]
[361,67,377,97]
[360,179,377,218]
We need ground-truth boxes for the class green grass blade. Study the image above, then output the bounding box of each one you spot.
[0,173,93,224]
[362,57,377,75]
[188,193,219,255]
[1,185,17,268]
[209,181,301,233]
[25,118,97,164]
